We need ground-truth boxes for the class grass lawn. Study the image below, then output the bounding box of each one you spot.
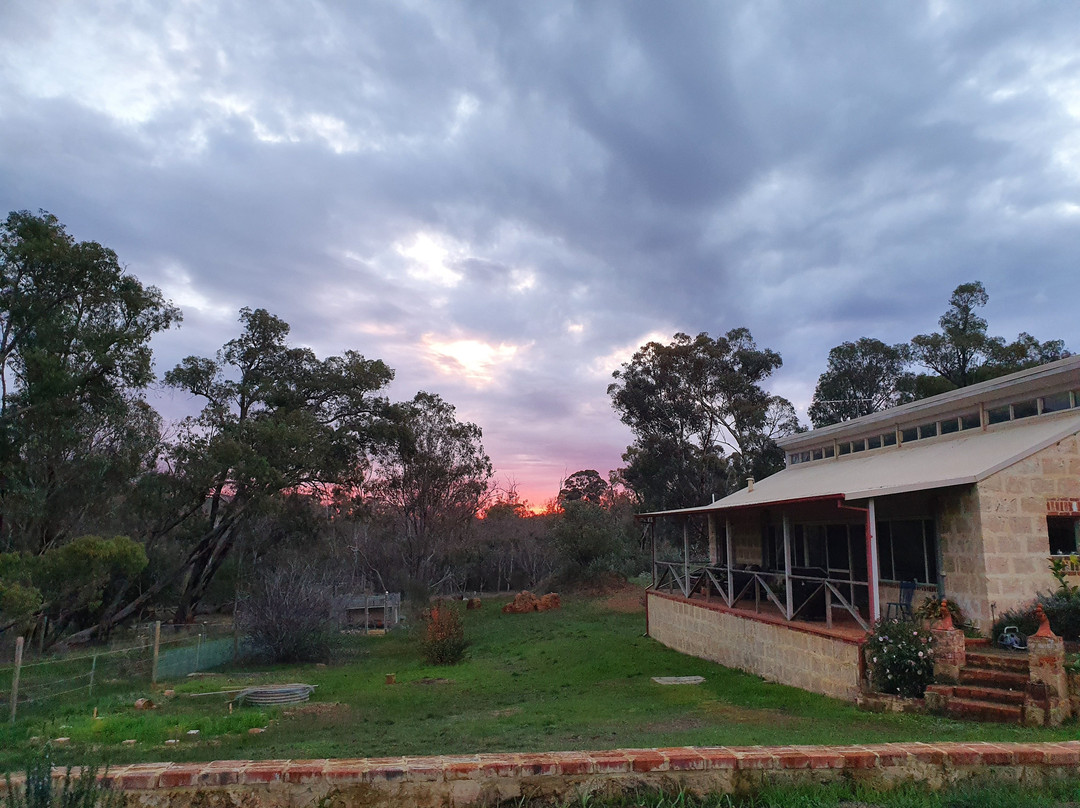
[1,588,1075,770]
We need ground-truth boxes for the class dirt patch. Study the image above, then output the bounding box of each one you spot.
[283,702,349,718]
[491,707,521,718]
[415,677,452,686]
[602,583,646,613]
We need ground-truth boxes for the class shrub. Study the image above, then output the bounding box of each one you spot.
[235,564,340,663]
[992,591,1080,644]
[3,750,121,808]
[421,601,467,665]
[863,618,934,698]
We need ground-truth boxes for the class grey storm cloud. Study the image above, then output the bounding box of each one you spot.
[2,0,1080,505]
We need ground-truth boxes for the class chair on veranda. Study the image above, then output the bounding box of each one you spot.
[885,580,917,621]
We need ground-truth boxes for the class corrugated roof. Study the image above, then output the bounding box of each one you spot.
[641,410,1080,518]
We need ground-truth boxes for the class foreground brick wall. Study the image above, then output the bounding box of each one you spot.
[646,590,862,700]
[7,743,1080,808]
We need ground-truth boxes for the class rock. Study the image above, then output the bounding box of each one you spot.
[122,740,136,746]
[53,737,70,745]
[247,727,266,735]
[537,593,561,611]
[466,598,482,610]
[186,729,200,735]
[134,698,155,710]
[163,689,175,697]
[165,739,178,745]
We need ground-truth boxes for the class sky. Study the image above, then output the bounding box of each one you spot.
[2,2,1079,508]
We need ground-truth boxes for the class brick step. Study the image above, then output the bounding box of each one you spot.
[965,651,1029,674]
[944,697,1023,723]
[952,684,1026,705]
[959,667,1029,689]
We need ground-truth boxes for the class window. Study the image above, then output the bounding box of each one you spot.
[823,445,835,459]
[882,431,897,447]
[918,422,938,439]
[867,435,881,450]
[839,442,852,455]
[1043,392,1072,413]
[851,439,865,453]
[987,405,1010,424]
[1013,399,1038,419]
[812,448,823,461]
[1048,516,1080,556]
[876,519,938,585]
[960,412,981,430]
[901,427,918,443]
[940,417,959,435]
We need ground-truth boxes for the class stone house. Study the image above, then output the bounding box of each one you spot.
[642,355,1080,700]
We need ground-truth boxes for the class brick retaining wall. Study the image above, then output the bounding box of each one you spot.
[646,590,864,700]
[6,743,1080,807]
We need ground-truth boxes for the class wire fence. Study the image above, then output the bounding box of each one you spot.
[0,622,239,723]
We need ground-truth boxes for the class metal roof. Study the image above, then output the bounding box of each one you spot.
[779,354,1080,452]
[641,410,1080,519]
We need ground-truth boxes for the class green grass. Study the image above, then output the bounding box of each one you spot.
[1,592,1077,770]
[523,776,1080,807]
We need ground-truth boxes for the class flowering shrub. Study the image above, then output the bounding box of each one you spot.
[421,601,467,665]
[863,618,934,698]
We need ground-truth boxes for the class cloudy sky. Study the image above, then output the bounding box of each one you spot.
[2,2,1079,507]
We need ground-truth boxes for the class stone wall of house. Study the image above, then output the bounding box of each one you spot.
[937,485,991,627]
[971,433,1080,623]
[646,590,862,700]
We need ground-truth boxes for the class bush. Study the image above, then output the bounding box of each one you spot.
[3,750,120,808]
[235,564,340,663]
[421,601,467,665]
[992,591,1080,643]
[863,618,934,698]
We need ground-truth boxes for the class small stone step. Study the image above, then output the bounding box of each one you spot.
[959,667,1028,689]
[965,651,1030,674]
[945,697,1023,723]
[952,684,1026,705]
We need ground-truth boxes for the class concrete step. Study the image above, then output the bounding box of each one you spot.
[945,697,1023,723]
[959,666,1028,689]
[952,684,1026,705]
[965,651,1029,674]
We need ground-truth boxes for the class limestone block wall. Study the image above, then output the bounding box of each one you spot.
[646,590,862,701]
[973,434,1080,622]
[937,485,991,626]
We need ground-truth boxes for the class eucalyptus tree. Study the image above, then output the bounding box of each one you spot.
[608,329,799,514]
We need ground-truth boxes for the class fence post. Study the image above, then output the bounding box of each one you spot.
[151,621,161,686]
[195,631,203,672]
[10,636,23,724]
[89,654,97,698]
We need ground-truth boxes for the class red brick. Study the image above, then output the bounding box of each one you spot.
[659,748,707,771]
[837,749,878,769]
[520,755,560,777]
[554,755,592,776]
[477,754,521,777]
[586,753,627,774]
[806,751,845,769]
[283,760,327,784]
[699,748,739,770]
[364,758,408,783]
[943,745,981,766]
[442,756,482,780]
[158,765,202,788]
[873,745,910,767]
[1043,744,1080,766]
[901,744,946,764]
[239,765,287,785]
[732,749,778,770]
[113,768,165,790]
[1012,745,1047,766]
[776,750,811,769]
[631,751,668,773]
[401,758,443,783]
[973,744,1015,765]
